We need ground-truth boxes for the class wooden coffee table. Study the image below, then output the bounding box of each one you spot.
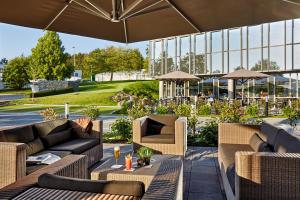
[91,153,180,190]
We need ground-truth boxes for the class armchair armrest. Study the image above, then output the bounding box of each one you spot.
[235,151,300,200]
[218,123,260,145]
[133,116,148,143]
[0,142,27,189]
[175,117,187,155]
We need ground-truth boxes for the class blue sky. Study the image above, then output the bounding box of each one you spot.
[0,23,148,60]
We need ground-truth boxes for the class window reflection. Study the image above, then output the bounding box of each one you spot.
[229,28,241,50]
[270,21,284,46]
[180,37,190,73]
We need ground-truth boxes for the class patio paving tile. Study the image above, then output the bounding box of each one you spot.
[188,192,225,200]
[185,146,226,200]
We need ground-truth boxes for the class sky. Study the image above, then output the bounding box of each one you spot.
[0,23,148,60]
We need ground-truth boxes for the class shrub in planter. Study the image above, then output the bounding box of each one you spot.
[174,103,191,117]
[40,108,58,121]
[111,118,132,142]
[127,103,151,120]
[197,104,211,116]
[282,106,300,129]
[245,103,260,118]
[137,147,153,166]
[219,104,243,123]
[188,114,198,135]
[198,120,218,146]
[83,105,101,120]
[212,100,224,115]
[156,105,169,114]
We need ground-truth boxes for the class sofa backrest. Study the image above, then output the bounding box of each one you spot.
[273,129,300,153]
[33,119,69,137]
[0,125,35,143]
[149,115,178,134]
[259,122,282,146]
[260,122,300,153]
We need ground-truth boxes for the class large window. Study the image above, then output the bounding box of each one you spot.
[180,36,190,73]
[166,39,175,73]
[195,34,205,74]
[149,18,300,101]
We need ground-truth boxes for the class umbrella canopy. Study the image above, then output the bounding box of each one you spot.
[156,70,200,81]
[222,68,270,101]
[1,0,300,43]
[222,69,270,81]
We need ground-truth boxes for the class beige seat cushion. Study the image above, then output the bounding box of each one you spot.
[141,134,175,144]
[219,143,253,173]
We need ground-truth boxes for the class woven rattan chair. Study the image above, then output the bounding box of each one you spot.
[218,122,300,200]
[133,115,187,156]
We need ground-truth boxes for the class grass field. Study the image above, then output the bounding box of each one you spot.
[0,80,151,114]
[13,80,148,106]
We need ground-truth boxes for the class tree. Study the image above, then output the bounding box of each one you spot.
[251,59,280,71]
[3,56,30,89]
[30,31,73,80]
[85,47,144,81]
[0,58,8,65]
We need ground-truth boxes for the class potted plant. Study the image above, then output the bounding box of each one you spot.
[137,147,153,166]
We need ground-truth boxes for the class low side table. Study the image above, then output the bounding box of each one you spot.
[91,154,179,190]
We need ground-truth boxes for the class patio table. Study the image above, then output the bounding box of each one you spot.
[91,153,181,190]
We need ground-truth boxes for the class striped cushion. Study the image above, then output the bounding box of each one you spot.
[13,187,141,200]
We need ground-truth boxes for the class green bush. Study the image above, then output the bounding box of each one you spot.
[127,103,151,120]
[156,105,169,114]
[83,105,101,120]
[174,103,191,117]
[30,87,74,97]
[197,104,211,116]
[123,81,159,99]
[212,100,224,115]
[199,120,218,146]
[219,104,243,123]
[282,106,300,128]
[111,118,132,142]
[187,120,218,147]
[188,114,198,135]
[245,103,260,117]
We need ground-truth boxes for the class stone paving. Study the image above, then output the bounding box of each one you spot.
[184,146,226,200]
[102,144,226,200]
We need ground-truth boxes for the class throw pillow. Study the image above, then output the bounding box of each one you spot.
[1,125,35,143]
[26,138,45,156]
[41,128,72,148]
[73,118,93,134]
[146,118,165,136]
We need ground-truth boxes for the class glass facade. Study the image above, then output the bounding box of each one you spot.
[150,18,300,99]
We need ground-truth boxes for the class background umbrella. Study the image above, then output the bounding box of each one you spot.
[1,0,300,43]
[221,69,270,101]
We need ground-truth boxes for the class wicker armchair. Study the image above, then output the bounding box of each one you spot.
[218,123,300,200]
[133,115,187,156]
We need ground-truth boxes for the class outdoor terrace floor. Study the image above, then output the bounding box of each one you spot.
[102,144,226,200]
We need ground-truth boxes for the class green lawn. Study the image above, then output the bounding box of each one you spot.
[0,80,152,114]
[13,80,149,106]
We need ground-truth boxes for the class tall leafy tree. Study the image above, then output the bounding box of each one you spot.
[0,58,8,65]
[3,56,30,89]
[30,31,73,80]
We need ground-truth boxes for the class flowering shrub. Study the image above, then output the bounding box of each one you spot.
[40,108,58,121]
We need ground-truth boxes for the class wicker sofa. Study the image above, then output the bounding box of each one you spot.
[218,122,300,200]
[133,115,187,156]
[0,119,103,189]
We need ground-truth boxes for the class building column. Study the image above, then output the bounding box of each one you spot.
[159,81,164,99]
[184,81,189,97]
[228,79,235,99]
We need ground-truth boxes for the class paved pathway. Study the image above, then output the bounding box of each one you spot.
[102,144,226,200]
